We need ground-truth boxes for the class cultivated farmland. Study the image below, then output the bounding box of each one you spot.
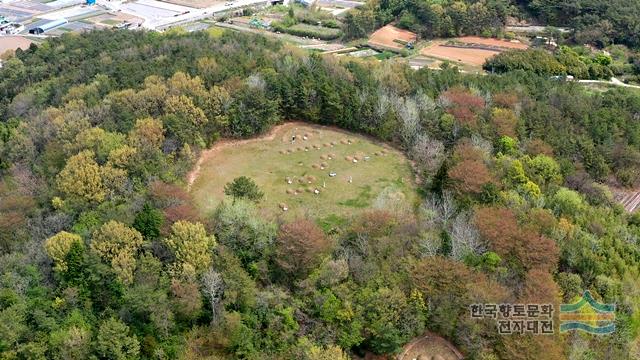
[421,36,529,68]
[368,24,417,51]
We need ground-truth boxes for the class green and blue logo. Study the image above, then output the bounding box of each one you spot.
[559,291,615,334]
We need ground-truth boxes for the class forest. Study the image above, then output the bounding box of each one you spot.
[1,28,640,359]
[343,0,640,49]
[520,0,640,48]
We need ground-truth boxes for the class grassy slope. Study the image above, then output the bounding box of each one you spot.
[190,123,417,221]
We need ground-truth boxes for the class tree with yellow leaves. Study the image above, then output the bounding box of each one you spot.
[45,231,83,272]
[56,150,106,203]
[57,149,128,204]
[128,117,165,154]
[91,221,144,284]
[164,221,216,279]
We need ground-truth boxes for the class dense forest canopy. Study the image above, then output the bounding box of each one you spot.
[1,28,640,359]
[521,0,640,47]
[343,0,640,48]
[343,0,514,40]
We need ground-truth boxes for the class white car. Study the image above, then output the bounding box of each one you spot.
[329,172,337,177]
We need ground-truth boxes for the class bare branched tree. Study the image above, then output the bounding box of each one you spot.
[440,191,457,225]
[375,89,391,122]
[395,97,421,148]
[412,134,445,175]
[418,231,441,257]
[246,74,266,91]
[471,134,493,159]
[414,90,437,115]
[419,191,456,229]
[450,212,483,260]
[201,268,224,324]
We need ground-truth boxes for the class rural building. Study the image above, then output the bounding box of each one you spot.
[0,22,24,35]
[29,18,68,34]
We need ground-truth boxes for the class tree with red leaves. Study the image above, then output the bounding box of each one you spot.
[275,219,331,278]
[499,269,564,360]
[149,181,200,234]
[440,87,486,129]
[492,92,519,109]
[447,140,493,195]
[448,159,493,195]
[474,207,559,273]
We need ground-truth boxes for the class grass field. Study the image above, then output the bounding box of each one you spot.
[189,123,417,221]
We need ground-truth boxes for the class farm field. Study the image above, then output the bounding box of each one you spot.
[86,12,144,27]
[421,36,529,68]
[368,24,416,51]
[287,23,341,39]
[189,122,417,220]
[0,36,33,55]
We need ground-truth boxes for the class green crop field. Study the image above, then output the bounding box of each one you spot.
[189,123,418,221]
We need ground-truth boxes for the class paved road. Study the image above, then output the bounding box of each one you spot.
[317,0,364,8]
[505,25,571,33]
[577,77,640,90]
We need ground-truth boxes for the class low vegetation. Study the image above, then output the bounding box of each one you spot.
[190,123,416,219]
[271,5,342,40]
[272,22,342,40]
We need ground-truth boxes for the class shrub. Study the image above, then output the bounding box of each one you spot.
[484,49,566,76]
[271,22,342,40]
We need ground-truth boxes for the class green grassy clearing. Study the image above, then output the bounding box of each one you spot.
[189,123,417,220]
[100,19,121,26]
[374,51,397,60]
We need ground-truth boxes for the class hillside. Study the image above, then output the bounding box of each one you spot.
[1,29,640,359]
